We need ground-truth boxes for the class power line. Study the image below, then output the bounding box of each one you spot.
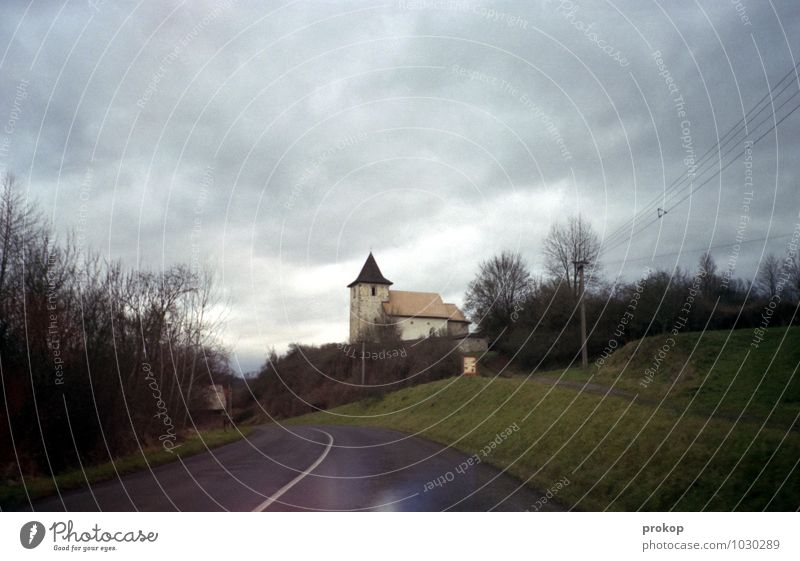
[598,61,800,256]
[603,232,794,267]
[600,86,800,255]
[601,88,800,253]
[600,95,800,257]
[663,98,800,213]
[600,61,800,252]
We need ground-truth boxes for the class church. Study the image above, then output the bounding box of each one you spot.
[348,252,471,342]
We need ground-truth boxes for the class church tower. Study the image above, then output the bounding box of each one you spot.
[348,252,392,342]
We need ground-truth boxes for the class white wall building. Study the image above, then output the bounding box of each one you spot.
[348,252,470,342]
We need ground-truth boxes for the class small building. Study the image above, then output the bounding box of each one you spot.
[348,252,472,342]
[203,384,228,412]
[451,331,489,353]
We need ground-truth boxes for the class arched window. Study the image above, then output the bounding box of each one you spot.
[371,286,376,296]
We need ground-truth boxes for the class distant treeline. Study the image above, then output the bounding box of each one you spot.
[0,174,233,479]
[249,336,460,420]
[465,219,800,371]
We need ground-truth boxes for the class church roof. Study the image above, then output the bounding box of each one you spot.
[382,290,469,322]
[347,252,393,287]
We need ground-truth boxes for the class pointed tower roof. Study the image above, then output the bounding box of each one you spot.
[347,252,393,287]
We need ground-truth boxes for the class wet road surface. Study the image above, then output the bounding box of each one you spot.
[28,425,560,512]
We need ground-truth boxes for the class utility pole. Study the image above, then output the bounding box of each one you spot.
[573,260,589,369]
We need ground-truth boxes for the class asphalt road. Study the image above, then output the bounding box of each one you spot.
[27,425,560,512]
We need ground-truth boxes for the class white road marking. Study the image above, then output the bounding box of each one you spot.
[252,428,334,512]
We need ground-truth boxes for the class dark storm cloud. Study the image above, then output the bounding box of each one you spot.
[1,0,798,371]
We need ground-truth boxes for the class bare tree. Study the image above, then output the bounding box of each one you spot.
[543,214,601,295]
[757,253,782,299]
[0,175,236,475]
[464,250,533,333]
[0,173,38,301]
[698,251,721,298]
[0,173,47,357]
[176,266,229,422]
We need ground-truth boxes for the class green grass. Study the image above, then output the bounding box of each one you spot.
[557,326,800,427]
[290,327,800,511]
[0,427,252,510]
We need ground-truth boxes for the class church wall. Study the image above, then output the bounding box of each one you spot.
[456,336,489,353]
[395,316,448,340]
[447,321,469,337]
[349,283,390,342]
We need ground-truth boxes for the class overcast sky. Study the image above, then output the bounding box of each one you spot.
[1,0,798,373]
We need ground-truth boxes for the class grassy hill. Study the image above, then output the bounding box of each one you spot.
[290,326,800,511]
[559,324,800,427]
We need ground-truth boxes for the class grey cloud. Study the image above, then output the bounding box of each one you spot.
[1,0,799,372]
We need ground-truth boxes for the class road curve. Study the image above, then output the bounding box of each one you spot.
[26,425,561,512]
